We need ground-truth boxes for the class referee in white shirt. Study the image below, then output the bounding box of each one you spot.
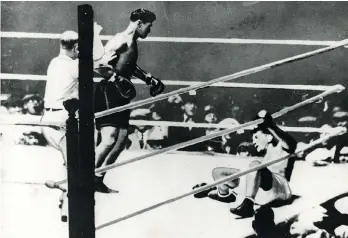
[41,31,79,165]
[41,28,115,175]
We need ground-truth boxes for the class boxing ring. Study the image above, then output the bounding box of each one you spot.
[1,8,348,238]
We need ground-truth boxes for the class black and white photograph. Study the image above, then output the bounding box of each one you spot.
[1,1,348,238]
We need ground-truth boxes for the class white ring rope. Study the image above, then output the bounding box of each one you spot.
[94,39,348,118]
[0,119,64,129]
[48,85,344,187]
[0,73,334,91]
[1,180,46,186]
[129,120,337,134]
[1,31,347,47]
[0,117,338,134]
[95,127,346,230]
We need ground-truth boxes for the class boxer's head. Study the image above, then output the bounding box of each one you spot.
[130,9,156,39]
[251,126,273,152]
[60,31,79,59]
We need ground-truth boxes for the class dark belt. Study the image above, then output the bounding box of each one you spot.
[45,108,63,112]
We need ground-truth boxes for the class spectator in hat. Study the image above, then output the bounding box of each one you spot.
[166,94,183,121]
[219,117,250,155]
[127,108,153,150]
[22,94,44,115]
[146,104,168,149]
[203,105,222,153]
[204,105,218,124]
[173,91,198,123]
[168,91,205,151]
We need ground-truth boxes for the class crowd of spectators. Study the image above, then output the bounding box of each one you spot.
[1,94,44,116]
[125,90,251,154]
[0,94,46,146]
[1,92,348,163]
[125,92,348,166]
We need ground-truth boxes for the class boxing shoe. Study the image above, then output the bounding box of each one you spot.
[230,198,255,218]
[95,176,119,194]
[192,183,217,198]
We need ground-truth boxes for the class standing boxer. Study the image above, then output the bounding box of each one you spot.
[93,9,165,193]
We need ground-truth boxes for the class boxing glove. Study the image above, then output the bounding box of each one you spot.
[114,76,136,100]
[254,110,275,129]
[146,76,165,97]
[94,65,114,80]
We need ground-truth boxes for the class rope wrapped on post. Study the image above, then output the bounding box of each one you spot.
[45,84,344,188]
[95,126,347,230]
[94,39,348,118]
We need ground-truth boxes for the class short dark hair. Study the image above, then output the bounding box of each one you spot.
[251,125,272,136]
[130,8,156,23]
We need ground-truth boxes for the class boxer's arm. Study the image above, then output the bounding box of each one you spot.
[104,34,128,53]
[93,33,127,76]
[133,65,165,97]
[133,65,152,84]
[93,23,105,61]
[268,124,297,154]
[257,110,297,153]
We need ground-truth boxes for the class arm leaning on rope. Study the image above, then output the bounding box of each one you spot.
[256,110,297,153]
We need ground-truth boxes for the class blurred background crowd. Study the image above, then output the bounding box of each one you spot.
[1,90,347,166]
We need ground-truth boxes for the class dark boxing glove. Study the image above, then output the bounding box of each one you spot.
[113,76,136,100]
[146,76,165,97]
[254,110,275,130]
[94,66,114,80]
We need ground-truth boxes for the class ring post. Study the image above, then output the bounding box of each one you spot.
[64,4,96,238]
[63,98,79,224]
